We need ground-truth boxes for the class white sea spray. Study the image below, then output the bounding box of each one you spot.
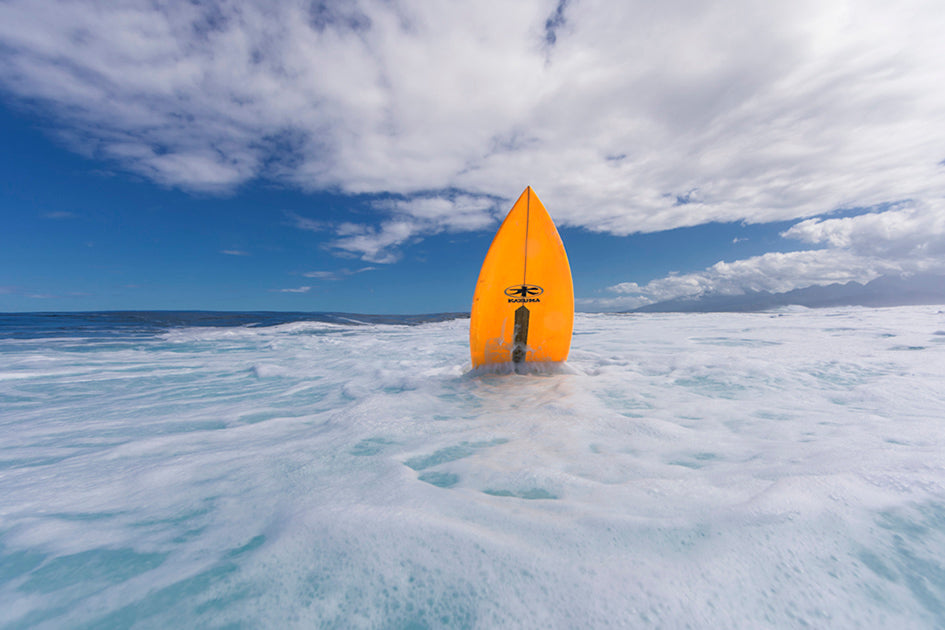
[1,307,944,628]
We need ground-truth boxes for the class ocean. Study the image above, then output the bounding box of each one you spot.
[1,307,944,628]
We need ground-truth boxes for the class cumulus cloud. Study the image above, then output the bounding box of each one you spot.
[595,249,894,310]
[1,0,943,256]
[783,201,945,259]
[591,200,945,310]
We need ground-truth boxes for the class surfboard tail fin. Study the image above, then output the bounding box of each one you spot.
[512,305,530,364]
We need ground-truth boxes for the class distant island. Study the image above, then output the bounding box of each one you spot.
[625,273,945,313]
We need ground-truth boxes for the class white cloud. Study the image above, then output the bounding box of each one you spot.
[221,249,249,256]
[329,220,419,263]
[373,195,498,233]
[1,0,943,259]
[285,211,328,233]
[302,266,375,280]
[302,271,338,280]
[277,286,311,293]
[595,249,894,310]
[310,193,499,262]
[589,200,945,310]
[783,201,945,259]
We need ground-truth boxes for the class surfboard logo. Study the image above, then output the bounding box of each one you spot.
[505,284,543,303]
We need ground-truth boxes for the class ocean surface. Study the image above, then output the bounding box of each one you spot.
[1,307,944,629]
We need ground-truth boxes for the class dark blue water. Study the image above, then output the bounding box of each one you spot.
[0,311,469,340]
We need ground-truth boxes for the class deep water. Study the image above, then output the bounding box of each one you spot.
[1,307,944,628]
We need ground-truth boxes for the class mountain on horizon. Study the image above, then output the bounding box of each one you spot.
[627,273,945,313]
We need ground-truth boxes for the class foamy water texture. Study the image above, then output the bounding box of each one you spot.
[2,307,945,628]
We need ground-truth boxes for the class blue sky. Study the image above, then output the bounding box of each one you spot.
[2,0,944,313]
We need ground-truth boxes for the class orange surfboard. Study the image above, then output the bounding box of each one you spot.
[470,187,574,368]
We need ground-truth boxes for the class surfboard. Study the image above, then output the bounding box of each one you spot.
[470,187,574,368]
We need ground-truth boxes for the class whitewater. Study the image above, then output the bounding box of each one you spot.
[1,307,944,628]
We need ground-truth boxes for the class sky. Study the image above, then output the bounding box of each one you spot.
[1,0,944,313]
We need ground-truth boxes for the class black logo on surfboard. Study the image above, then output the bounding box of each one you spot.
[505,284,543,303]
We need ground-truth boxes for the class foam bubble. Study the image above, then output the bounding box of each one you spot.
[1,307,944,627]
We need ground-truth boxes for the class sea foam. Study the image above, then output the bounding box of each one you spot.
[1,307,944,628]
